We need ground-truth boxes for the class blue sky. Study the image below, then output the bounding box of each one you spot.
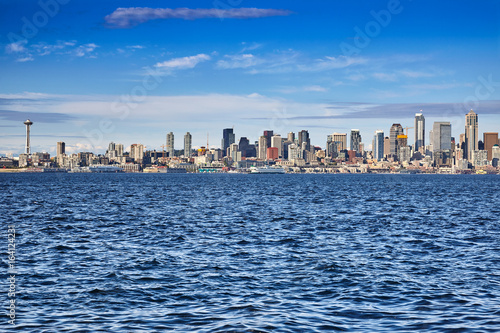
[1,0,500,155]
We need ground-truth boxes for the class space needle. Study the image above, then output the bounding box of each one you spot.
[24,119,33,154]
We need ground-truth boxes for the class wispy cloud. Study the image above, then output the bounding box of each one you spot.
[105,7,293,28]
[219,50,365,75]
[154,53,211,71]
[4,40,98,61]
[5,40,28,53]
[372,72,398,82]
[276,85,329,94]
[297,55,367,72]
[73,43,99,57]
[403,83,470,90]
[304,85,328,92]
[216,54,262,69]
[32,40,76,56]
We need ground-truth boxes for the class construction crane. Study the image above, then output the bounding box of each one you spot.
[403,126,414,137]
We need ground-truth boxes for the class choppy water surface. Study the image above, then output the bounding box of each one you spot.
[1,173,500,332]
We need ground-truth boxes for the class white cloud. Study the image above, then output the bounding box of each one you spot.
[105,7,293,28]
[276,85,328,94]
[73,43,99,57]
[399,70,435,78]
[32,40,76,56]
[346,73,366,81]
[154,53,211,70]
[16,56,34,63]
[5,40,98,61]
[403,83,468,90]
[216,54,261,69]
[304,85,328,92]
[372,72,398,82]
[5,40,28,53]
[220,51,366,74]
[298,55,367,72]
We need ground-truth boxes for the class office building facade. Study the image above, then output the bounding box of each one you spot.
[414,112,425,152]
[465,110,478,160]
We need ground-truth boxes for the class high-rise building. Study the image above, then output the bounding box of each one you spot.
[56,142,65,157]
[373,130,384,161]
[221,128,235,156]
[229,143,241,162]
[56,141,65,167]
[492,144,500,167]
[267,147,279,160]
[384,137,390,158]
[483,132,499,161]
[166,132,175,157]
[184,132,192,157]
[390,124,404,156]
[414,112,425,152]
[465,110,478,160]
[263,130,273,148]
[298,130,310,151]
[130,144,144,163]
[350,129,361,152]
[258,136,267,160]
[106,142,124,160]
[116,144,123,157]
[287,132,295,143]
[396,134,408,159]
[271,134,283,157]
[332,133,347,151]
[288,143,301,160]
[432,122,452,151]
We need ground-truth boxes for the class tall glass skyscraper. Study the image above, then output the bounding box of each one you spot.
[390,124,404,156]
[298,130,310,151]
[414,112,425,152]
[350,129,361,153]
[166,132,174,157]
[465,110,478,161]
[432,122,452,151]
[221,128,235,156]
[184,132,192,157]
[373,130,384,161]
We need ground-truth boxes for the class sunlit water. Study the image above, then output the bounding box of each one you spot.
[2,173,500,332]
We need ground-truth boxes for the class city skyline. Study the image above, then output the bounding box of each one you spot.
[1,1,500,155]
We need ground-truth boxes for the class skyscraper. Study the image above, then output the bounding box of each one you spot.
[432,122,452,151]
[384,137,390,158]
[287,132,295,143]
[332,133,347,151]
[184,132,192,157]
[263,130,273,148]
[350,129,361,152]
[221,128,235,156]
[414,112,425,152]
[271,134,283,157]
[258,136,267,160]
[390,124,404,156]
[373,130,384,161]
[298,130,310,151]
[483,132,499,161]
[130,144,144,163]
[56,142,65,157]
[465,110,478,160]
[396,134,408,159]
[166,132,175,157]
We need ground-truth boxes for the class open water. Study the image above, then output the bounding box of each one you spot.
[1,173,500,332]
